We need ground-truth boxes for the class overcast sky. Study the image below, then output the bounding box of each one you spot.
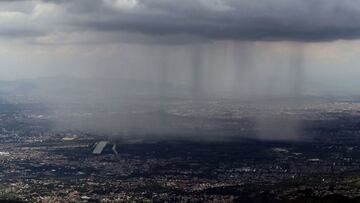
[2,0,360,42]
[0,0,360,95]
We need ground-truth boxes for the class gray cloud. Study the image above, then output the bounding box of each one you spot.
[1,0,360,43]
[61,0,360,42]
[0,28,45,38]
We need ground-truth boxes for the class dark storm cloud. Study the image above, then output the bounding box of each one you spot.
[56,0,360,42]
[1,0,360,42]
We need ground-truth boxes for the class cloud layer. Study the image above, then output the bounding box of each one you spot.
[1,0,360,43]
